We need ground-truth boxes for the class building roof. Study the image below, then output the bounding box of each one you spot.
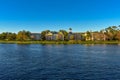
[46,32,53,36]
[31,33,41,35]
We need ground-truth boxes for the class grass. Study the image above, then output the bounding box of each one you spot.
[0,40,120,44]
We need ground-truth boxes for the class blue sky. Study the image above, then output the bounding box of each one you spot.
[0,0,120,33]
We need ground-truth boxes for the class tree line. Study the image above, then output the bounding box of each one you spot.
[0,30,31,41]
[0,26,120,41]
[82,26,120,41]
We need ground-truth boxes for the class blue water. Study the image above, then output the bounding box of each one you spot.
[0,44,120,80]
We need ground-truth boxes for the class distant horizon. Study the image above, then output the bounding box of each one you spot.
[0,0,120,33]
[0,22,120,33]
[0,24,119,34]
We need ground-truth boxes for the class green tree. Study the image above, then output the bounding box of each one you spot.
[59,30,68,40]
[17,30,31,41]
[56,32,64,41]
[85,31,91,41]
[0,32,8,40]
[115,31,120,40]
[105,26,118,40]
[0,32,16,40]
[6,32,16,41]
[69,28,72,30]
[41,30,50,40]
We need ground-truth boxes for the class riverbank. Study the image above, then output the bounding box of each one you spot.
[0,40,120,44]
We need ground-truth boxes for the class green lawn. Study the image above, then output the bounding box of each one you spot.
[0,40,120,44]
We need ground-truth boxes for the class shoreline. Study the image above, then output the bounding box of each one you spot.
[0,41,120,44]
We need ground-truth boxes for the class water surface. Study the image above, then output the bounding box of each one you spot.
[0,44,120,80]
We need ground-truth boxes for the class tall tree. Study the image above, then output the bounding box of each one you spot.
[105,26,118,40]
[41,30,50,40]
[59,30,68,40]
[85,31,92,41]
[6,32,16,41]
[17,30,31,41]
[0,32,7,40]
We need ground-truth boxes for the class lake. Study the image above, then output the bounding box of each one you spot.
[0,44,120,80]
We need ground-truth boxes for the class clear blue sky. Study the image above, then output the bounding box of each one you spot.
[0,0,120,33]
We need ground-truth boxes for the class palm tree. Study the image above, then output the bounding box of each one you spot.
[85,31,91,41]
[69,28,72,34]
[69,28,72,30]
